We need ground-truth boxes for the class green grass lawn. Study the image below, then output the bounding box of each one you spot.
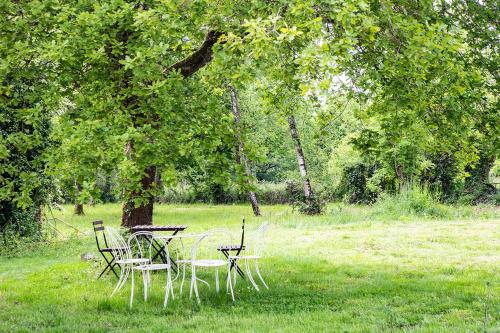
[0,204,499,332]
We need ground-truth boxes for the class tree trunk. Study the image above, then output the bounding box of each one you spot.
[121,165,156,227]
[287,115,313,200]
[248,191,261,216]
[35,204,43,226]
[118,30,220,227]
[74,203,84,216]
[73,181,84,216]
[395,162,406,192]
[229,85,261,216]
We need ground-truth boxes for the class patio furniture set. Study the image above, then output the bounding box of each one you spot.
[92,219,268,308]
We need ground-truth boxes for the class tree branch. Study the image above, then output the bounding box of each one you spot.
[163,30,223,78]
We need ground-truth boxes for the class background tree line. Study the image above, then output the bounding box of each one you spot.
[1,0,498,237]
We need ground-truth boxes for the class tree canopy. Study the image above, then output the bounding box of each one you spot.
[0,0,498,230]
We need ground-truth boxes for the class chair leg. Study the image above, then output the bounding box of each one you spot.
[254,261,269,290]
[164,269,172,308]
[142,270,148,301]
[98,254,120,279]
[233,261,237,287]
[129,269,135,309]
[192,267,200,304]
[170,280,175,300]
[245,259,260,291]
[109,262,120,279]
[118,266,131,294]
[227,261,235,302]
[189,266,196,299]
[226,258,238,291]
[98,259,112,278]
[226,259,232,291]
[169,269,175,300]
[180,262,186,296]
[215,268,220,293]
[111,265,128,297]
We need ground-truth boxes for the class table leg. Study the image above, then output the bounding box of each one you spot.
[150,230,181,273]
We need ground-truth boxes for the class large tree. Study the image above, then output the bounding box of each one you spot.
[49,1,228,226]
[17,0,495,230]
[449,0,499,202]
[50,0,306,226]
[347,0,497,199]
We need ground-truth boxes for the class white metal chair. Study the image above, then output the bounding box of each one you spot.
[178,229,233,303]
[106,227,149,303]
[128,231,174,308]
[153,233,199,297]
[106,228,173,308]
[227,222,269,301]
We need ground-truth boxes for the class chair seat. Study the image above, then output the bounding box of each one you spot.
[179,259,227,267]
[134,263,171,271]
[101,247,126,253]
[217,245,245,251]
[228,255,261,260]
[116,258,150,264]
[175,259,190,264]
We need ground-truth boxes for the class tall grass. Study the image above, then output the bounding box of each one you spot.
[371,184,451,219]
[321,185,498,226]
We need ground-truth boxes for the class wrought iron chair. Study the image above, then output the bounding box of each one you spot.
[217,219,246,279]
[227,222,269,302]
[92,220,120,279]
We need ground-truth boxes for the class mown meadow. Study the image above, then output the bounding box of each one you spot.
[1,203,498,332]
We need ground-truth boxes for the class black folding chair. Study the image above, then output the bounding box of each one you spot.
[92,220,120,279]
[218,219,246,279]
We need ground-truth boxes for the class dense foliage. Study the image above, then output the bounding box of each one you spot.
[0,0,498,232]
[0,1,56,237]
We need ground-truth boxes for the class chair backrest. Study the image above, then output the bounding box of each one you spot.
[92,220,109,251]
[236,218,245,255]
[106,227,132,262]
[247,222,268,257]
[191,228,233,262]
[127,231,170,264]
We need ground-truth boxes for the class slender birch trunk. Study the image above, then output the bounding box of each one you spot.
[287,115,314,200]
[229,85,261,216]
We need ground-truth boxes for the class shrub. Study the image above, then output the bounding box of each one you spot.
[255,181,290,204]
[372,184,451,219]
[0,205,53,256]
[158,181,294,205]
[297,195,324,215]
[286,181,324,215]
[158,179,327,210]
[335,162,379,204]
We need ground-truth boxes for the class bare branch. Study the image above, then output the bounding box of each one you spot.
[163,30,223,78]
